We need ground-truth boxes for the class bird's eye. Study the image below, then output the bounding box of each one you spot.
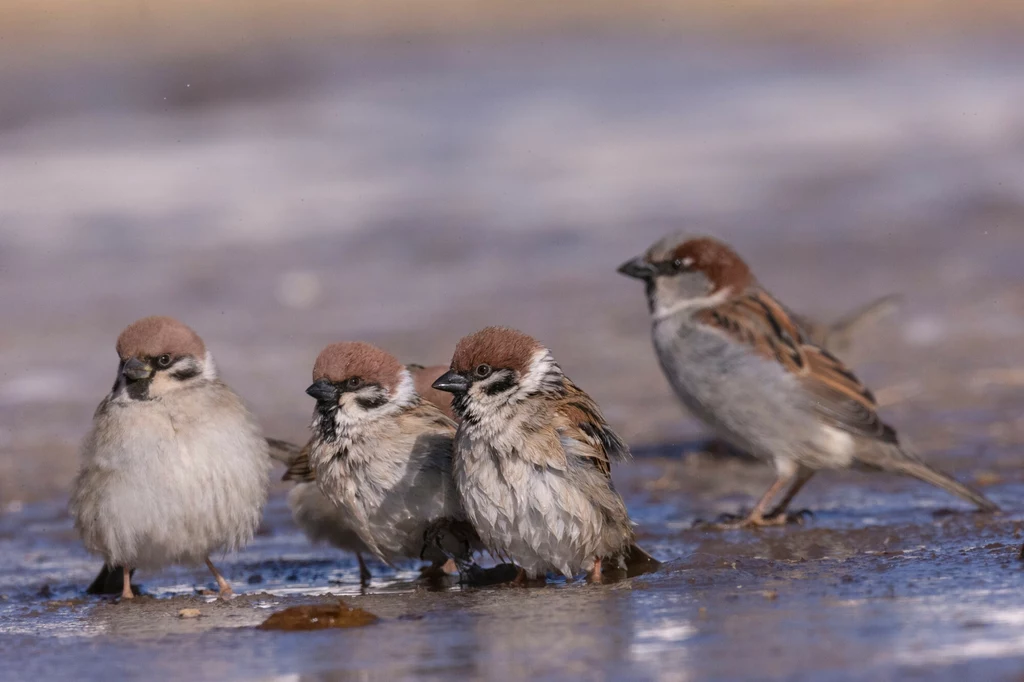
[156,354,173,368]
[347,377,362,389]
[474,364,492,378]
[672,258,685,271]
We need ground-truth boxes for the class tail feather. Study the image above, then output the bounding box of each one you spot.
[896,460,1000,513]
[823,294,901,355]
[621,542,661,578]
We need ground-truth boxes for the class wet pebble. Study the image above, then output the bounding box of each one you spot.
[258,601,378,631]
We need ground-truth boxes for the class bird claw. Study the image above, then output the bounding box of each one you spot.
[692,508,813,530]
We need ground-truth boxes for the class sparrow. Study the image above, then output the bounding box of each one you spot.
[617,234,999,526]
[304,342,480,571]
[263,363,460,586]
[69,316,271,599]
[432,326,643,583]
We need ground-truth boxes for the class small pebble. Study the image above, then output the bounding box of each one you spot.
[179,608,202,619]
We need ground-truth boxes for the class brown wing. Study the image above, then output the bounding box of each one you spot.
[697,289,897,444]
[553,379,631,478]
[281,441,317,482]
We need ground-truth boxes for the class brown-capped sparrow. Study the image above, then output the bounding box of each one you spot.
[265,363,458,586]
[70,316,271,599]
[304,343,481,570]
[618,235,999,526]
[432,327,649,583]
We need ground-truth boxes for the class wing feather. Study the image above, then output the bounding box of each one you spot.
[696,290,897,444]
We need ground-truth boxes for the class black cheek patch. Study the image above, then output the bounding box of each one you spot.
[356,394,389,410]
[482,374,517,396]
[170,366,201,381]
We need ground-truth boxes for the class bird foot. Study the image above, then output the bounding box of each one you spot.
[693,508,812,530]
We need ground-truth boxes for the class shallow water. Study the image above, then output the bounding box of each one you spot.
[1,39,1023,680]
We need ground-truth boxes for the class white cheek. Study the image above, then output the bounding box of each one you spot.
[201,351,218,380]
[146,372,178,397]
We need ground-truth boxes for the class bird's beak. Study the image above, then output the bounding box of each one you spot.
[617,256,656,280]
[432,371,470,394]
[306,379,340,403]
[122,357,153,381]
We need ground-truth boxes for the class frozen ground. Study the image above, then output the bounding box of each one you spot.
[0,39,1023,680]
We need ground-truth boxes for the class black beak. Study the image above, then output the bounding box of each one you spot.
[617,256,656,280]
[306,379,340,403]
[432,371,470,394]
[122,357,153,381]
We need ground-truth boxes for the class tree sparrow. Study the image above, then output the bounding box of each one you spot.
[261,363,459,586]
[617,235,999,526]
[432,326,639,583]
[69,316,271,599]
[305,343,480,570]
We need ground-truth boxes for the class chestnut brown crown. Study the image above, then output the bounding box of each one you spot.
[668,236,753,293]
[116,316,206,361]
[313,342,404,391]
[450,327,543,376]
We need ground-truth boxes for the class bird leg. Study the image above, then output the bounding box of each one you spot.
[121,565,134,600]
[708,475,793,529]
[766,468,815,520]
[357,553,372,586]
[587,557,602,584]
[205,558,233,597]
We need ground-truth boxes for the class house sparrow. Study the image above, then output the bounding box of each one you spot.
[618,235,999,525]
[305,342,480,571]
[69,316,270,599]
[432,326,642,583]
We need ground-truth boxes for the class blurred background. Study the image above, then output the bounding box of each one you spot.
[2,0,1023,508]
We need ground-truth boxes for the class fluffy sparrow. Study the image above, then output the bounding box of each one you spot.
[432,326,643,583]
[262,363,460,585]
[305,343,480,570]
[618,235,999,525]
[70,316,270,599]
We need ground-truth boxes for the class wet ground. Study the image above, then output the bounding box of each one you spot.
[2,452,1023,681]
[1,38,1024,680]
